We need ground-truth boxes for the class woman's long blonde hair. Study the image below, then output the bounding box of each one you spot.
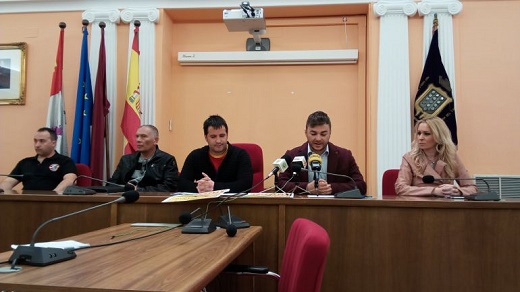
[410,117,457,178]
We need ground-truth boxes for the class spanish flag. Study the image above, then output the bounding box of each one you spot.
[121,22,141,154]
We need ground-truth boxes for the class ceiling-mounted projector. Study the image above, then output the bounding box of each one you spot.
[223,7,265,32]
[223,2,269,51]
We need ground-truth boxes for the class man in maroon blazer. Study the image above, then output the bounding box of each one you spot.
[277,111,366,195]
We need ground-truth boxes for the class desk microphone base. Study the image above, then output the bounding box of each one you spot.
[466,192,500,201]
[335,189,364,199]
[217,215,250,229]
[8,246,76,266]
[182,219,216,234]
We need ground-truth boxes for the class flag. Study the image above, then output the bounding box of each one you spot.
[46,22,68,155]
[71,25,94,164]
[121,24,141,154]
[90,23,111,184]
[414,16,458,145]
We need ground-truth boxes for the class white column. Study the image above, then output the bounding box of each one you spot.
[374,0,417,199]
[82,9,120,176]
[120,7,159,126]
[418,0,463,101]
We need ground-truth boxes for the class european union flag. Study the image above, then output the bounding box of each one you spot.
[71,25,93,164]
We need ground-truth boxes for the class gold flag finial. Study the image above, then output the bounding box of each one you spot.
[433,13,439,32]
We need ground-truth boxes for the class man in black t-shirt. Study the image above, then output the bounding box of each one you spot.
[0,127,77,193]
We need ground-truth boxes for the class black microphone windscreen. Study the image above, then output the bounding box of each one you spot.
[122,190,139,203]
[422,175,435,184]
[281,154,292,164]
[179,212,192,225]
[291,164,302,173]
[226,224,237,237]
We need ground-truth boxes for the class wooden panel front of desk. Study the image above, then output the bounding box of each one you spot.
[1,194,519,292]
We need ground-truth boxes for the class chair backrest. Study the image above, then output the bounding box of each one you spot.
[234,143,264,192]
[382,169,400,196]
[279,218,330,292]
[75,163,92,186]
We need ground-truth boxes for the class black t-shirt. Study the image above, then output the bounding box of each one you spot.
[10,152,77,190]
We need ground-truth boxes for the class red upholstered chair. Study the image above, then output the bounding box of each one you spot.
[234,143,264,192]
[382,169,400,196]
[226,218,330,292]
[278,218,330,292]
[75,163,92,186]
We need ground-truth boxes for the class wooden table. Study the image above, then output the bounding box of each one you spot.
[0,223,262,292]
[1,192,520,291]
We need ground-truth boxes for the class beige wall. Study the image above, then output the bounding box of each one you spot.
[168,15,367,191]
[1,1,519,194]
[0,12,84,178]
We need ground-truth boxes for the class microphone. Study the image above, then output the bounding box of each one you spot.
[308,153,322,189]
[422,175,499,201]
[225,206,238,237]
[296,168,365,199]
[0,173,25,179]
[8,191,140,266]
[267,155,291,178]
[292,155,307,169]
[64,175,129,195]
[276,155,308,194]
[178,207,201,224]
[308,153,322,171]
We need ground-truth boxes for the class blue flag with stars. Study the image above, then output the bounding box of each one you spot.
[71,25,93,164]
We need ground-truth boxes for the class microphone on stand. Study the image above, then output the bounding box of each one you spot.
[292,155,307,170]
[266,155,291,178]
[308,153,322,189]
[277,155,308,193]
[8,191,140,266]
[422,175,499,201]
[225,206,238,237]
[178,208,201,225]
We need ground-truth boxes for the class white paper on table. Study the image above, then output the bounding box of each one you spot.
[11,240,90,250]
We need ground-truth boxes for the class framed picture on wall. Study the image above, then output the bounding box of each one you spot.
[0,42,27,105]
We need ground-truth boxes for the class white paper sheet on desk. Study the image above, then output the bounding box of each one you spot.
[162,189,230,203]
[220,193,294,198]
[11,240,90,250]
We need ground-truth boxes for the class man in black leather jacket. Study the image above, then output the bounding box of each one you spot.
[108,125,178,192]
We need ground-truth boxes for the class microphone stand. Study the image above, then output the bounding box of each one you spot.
[423,175,499,201]
[183,174,274,234]
[181,204,217,234]
[9,194,135,266]
[303,169,365,199]
[459,178,499,201]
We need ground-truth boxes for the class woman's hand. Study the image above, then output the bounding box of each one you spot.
[438,184,461,195]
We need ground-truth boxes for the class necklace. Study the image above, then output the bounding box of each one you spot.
[426,157,437,168]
